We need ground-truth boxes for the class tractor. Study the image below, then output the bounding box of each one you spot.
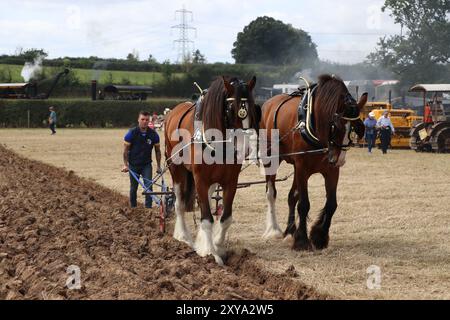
[409,84,450,153]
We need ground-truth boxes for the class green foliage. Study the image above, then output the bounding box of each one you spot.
[0,98,185,128]
[192,50,207,64]
[0,66,13,82]
[231,16,318,66]
[368,0,450,85]
[19,48,48,63]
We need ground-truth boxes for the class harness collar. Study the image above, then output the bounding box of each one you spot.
[296,77,361,152]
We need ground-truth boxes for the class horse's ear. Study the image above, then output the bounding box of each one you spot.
[357,92,368,110]
[223,76,234,95]
[248,76,256,91]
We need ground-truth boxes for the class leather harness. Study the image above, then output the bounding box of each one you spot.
[272,80,361,151]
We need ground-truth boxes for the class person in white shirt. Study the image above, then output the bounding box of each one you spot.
[377,111,395,154]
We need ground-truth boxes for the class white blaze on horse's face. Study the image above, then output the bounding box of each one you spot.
[238,99,250,130]
[335,122,351,167]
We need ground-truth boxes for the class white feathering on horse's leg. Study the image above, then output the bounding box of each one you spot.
[263,182,283,239]
[214,217,233,256]
[195,220,224,266]
[173,184,193,247]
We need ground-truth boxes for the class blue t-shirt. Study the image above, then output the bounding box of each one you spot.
[124,127,160,166]
[364,118,377,135]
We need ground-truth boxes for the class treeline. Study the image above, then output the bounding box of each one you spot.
[154,61,395,97]
[0,60,395,99]
[0,53,184,74]
[0,49,396,98]
[0,98,184,128]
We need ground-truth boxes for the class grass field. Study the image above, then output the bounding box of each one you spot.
[0,64,184,85]
[1,128,450,299]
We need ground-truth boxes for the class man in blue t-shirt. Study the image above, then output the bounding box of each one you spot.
[122,111,162,208]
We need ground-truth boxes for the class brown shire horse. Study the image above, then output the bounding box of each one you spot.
[164,76,259,265]
[260,75,367,251]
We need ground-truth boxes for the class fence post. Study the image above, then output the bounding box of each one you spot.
[27,109,30,128]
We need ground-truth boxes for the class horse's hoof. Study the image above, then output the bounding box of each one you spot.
[262,227,283,240]
[292,238,312,251]
[213,244,227,257]
[283,225,297,239]
[283,234,294,244]
[310,226,330,250]
[214,255,224,266]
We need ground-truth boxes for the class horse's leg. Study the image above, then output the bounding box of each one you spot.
[284,174,299,239]
[194,181,224,266]
[262,174,283,239]
[292,170,312,251]
[310,168,339,250]
[172,166,194,247]
[213,182,237,256]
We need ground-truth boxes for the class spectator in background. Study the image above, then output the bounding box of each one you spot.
[377,111,395,154]
[424,101,433,126]
[48,106,57,135]
[364,112,377,154]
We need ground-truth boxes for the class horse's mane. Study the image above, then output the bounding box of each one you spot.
[314,74,348,136]
[200,77,231,131]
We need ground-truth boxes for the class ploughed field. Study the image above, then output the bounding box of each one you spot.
[1,129,450,299]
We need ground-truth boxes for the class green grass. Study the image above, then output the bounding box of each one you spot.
[0,64,184,85]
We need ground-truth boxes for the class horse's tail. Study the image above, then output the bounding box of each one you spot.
[181,170,196,212]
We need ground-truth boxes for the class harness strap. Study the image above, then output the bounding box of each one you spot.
[176,103,196,131]
[273,95,296,130]
[298,82,323,149]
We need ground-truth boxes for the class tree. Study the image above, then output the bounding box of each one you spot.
[147,54,158,64]
[161,60,173,82]
[20,48,48,62]
[126,49,140,62]
[231,16,318,66]
[192,49,206,64]
[368,0,450,84]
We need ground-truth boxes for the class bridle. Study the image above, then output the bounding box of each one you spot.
[328,92,361,152]
[199,80,255,152]
[224,80,252,131]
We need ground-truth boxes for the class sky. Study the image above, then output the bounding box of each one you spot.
[0,0,401,64]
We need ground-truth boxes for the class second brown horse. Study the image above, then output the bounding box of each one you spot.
[260,75,367,251]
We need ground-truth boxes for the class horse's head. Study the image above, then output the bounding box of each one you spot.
[223,76,260,131]
[315,75,367,167]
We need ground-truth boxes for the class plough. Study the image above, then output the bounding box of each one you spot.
[130,168,294,233]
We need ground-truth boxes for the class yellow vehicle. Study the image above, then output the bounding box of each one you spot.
[357,102,422,148]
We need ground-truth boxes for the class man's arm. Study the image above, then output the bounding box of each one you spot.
[122,142,131,172]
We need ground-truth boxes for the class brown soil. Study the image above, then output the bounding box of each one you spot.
[0,145,325,300]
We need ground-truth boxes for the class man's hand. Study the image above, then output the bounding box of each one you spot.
[121,165,129,173]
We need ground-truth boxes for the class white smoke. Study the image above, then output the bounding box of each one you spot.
[293,69,314,84]
[21,55,45,82]
[91,61,109,81]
